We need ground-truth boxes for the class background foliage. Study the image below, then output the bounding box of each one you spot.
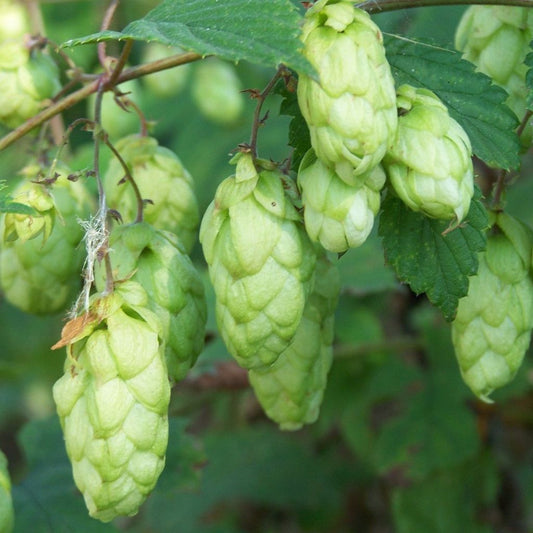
[1,1,532,532]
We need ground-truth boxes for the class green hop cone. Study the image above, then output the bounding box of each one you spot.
[451,212,533,402]
[0,168,94,314]
[0,0,29,42]
[0,449,14,533]
[296,0,397,184]
[0,41,60,129]
[141,43,190,98]
[455,6,533,147]
[104,135,199,253]
[191,58,244,125]
[298,149,385,253]
[200,153,317,370]
[52,282,170,522]
[94,222,207,382]
[383,84,474,223]
[248,253,340,430]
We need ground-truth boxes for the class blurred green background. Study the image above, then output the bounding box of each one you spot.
[0,1,532,532]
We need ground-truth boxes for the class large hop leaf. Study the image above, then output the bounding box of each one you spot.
[0,167,94,315]
[451,212,533,402]
[455,6,533,146]
[383,84,474,223]
[200,153,317,370]
[248,253,340,430]
[298,149,385,253]
[296,0,397,184]
[0,41,60,129]
[104,135,200,253]
[52,283,170,523]
[0,449,14,533]
[95,222,207,382]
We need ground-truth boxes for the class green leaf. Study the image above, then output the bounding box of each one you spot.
[385,35,521,171]
[392,455,498,533]
[62,0,314,76]
[277,80,311,171]
[378,188,489,321]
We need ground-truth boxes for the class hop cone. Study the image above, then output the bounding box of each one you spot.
[383,84,474,223]
[296,0,397,184]
[452,213,533,402]
[95,222,207,382]
[249,253,340,430]
[200,153,317,370]
[0,167,93,314]
[455,6,533,146]
[191,58,243,125]
[298,149,385,253]
[0,0,29,42]
[104,135,199,253]
[52,283,170,522]
[0,449,14,533]
[0,41,60,129]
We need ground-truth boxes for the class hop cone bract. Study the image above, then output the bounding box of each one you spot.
[0,168,93,314]
[451,213,533,402]
[52,283,170,522]
[200,153,317,370]
[95,222,207,382]
[104,135,199,253]
[249,253,340,430]
[384,84,474,222]
[296,0,397,184]
[0,41,60,129]
[455,6,533,146]
[298,149,385,253]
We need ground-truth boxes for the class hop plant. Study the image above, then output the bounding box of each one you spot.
[296,0,397,185]
[95,222,207,382]
[52,282,170,522]
[248,253,340,430]
[0,449,14,533]
[191,58,244,125]
[104,135,199,253]
[451,212,533,402]
[383,84,474,223]
[200,152,317,370]
[0,41,60,129]
[455,5,533,146]
[0,167,94,314]
[298,149,385,253]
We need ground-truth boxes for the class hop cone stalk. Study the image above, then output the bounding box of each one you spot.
[0,167,94,314]
[0,449,14,533]
[451,213,533,402]
[200,153,317,370]
[0,41,60,129]
[95,222,207,382]
[52,283,170,522]
[455,6,533,146]
[249,253,340,430]
[296,0,397,185]
[383,84,474,223]
[104,135,199,253]
[298,149,385,253]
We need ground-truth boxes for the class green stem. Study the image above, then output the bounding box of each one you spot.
[358,0,533,13]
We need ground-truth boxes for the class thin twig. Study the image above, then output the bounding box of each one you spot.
[98,0,120,69]
[358,0,533,13]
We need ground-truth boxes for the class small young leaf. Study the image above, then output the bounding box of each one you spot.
[63,0,314,77]
[378,188,489,321]
[385,35,521,171]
